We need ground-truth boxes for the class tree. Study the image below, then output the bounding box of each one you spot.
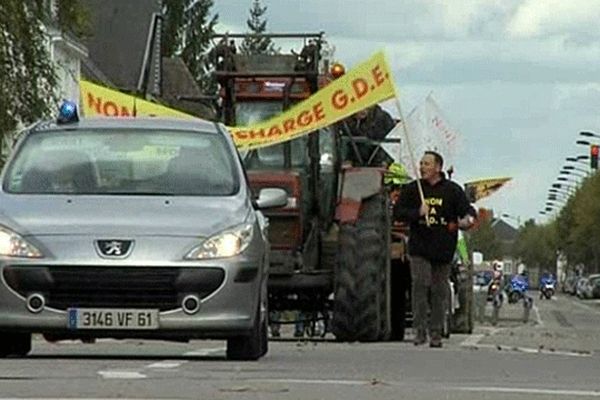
[55,0,90,38]
[466,218,504,261]
[0,2,56,136]
[513,219,558,273]
[240,0,277,55]
[162,0,218,94]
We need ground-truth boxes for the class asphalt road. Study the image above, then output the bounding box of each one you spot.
[1,292,600,400]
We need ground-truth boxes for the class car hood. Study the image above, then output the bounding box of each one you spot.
[0,195,251,237]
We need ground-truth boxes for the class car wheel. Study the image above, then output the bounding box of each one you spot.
[227,300,266,361]
[0,332,31,357]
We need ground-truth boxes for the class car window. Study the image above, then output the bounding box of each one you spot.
[4,129,239,196]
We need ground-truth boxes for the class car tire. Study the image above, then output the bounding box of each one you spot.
[227,301,267,361]
[0,332,31,357]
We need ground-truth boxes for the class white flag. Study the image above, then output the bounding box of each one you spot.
[382,94,461,175]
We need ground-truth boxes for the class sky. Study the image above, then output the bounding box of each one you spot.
[213,0,600,225]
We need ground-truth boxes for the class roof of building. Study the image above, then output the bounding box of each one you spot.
[491,218,519,242]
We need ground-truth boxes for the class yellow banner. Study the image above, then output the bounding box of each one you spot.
[231,51,396,150]
[464,177,512,203]
[80,80,193,119]
[79,51,396,150]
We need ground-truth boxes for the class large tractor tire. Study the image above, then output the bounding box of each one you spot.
[332,193,391,342]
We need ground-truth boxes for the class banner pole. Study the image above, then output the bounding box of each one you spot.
[392,87,429,226]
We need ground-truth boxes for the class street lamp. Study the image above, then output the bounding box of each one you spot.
[552,183,575,195]
[563,165,588,174]
[559,171,584,181]
[566,157,589,166]
[548,192,567,201]
[557,176,579,183]
[580,131,600,138]
[561,170,586,179]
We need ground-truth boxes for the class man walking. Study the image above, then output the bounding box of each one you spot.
[394,151,475,347]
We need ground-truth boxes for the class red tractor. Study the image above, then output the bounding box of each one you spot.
[212,33,406,341]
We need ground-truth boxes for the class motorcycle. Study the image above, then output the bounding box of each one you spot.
[539,276,556,300]
[508,275,533,323]
[508,275,528,304]
[488,278,503,326]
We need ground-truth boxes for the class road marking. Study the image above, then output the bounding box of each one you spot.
[253,378,372,386]
[146,361,185,369]
[455,386,600,397]
[570,299,600,315]
[183,347,224,357]
[98,370,147,379]
[471,344,591,357]
[460,334,484,347]
[532,303,544,327]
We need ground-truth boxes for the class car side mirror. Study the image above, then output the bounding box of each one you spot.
[255,188,287,209]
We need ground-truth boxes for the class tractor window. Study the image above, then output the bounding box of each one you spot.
[236,101,309,169]
[235,101,282,126]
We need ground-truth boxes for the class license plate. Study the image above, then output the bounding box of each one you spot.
[67,308,159,330]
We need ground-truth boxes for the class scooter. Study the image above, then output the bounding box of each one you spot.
[539,276,556,300]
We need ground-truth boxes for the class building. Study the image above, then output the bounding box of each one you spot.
[79,0,213,118]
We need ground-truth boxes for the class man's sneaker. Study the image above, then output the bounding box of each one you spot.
[413,330,427,346]
[429,334,442,348]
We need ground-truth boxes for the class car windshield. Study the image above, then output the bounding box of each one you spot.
[3,129,239,196]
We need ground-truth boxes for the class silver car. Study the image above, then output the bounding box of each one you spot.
[0,115,286,360]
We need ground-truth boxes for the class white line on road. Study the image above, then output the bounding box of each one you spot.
[533,303,544,327]
[455,386,600,397]
[183,347,224,357]
[460,334,484,347]
[98,370,147,379]
[146,361,186,369]
[253,378,372,386]
[471,344,591,357]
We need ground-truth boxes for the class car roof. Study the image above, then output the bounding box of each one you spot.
[31,117,220,134]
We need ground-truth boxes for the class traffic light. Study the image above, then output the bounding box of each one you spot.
[591,144,599,170]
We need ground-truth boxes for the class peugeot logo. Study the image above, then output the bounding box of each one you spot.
[96,240,134,258]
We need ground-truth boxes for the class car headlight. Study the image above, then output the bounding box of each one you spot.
[0,227,43,258]
[185,224,254,260]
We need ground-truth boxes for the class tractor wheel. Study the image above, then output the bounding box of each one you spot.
[332,193,391,342]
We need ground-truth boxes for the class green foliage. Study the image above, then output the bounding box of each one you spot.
[466,218,504,260]
[513,219,558,272]
[526,172,600,274]
[240,0,277,55]
[556,174,600,272]
[0,1,58,134]
[56,0,91,38]
[162,0,218,94]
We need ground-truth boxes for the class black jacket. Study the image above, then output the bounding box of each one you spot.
[393,177,474,264]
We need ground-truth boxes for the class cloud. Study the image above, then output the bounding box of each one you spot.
[507,0,600,39]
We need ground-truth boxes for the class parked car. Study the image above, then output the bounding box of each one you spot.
[563,275,578,295]
[0,104,288,360]
[576,277,592,299]
[587,275,600,299]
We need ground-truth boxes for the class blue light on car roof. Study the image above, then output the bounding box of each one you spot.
[57,100,79,124]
